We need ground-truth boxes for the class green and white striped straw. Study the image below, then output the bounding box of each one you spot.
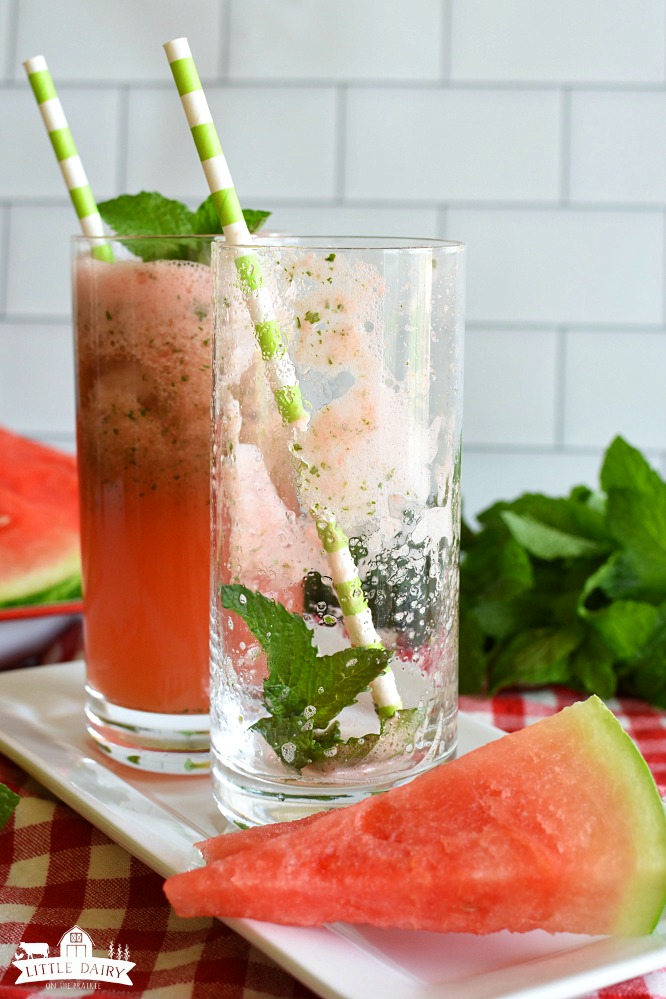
[314,509,402,716]
[163,36,307,431]
[164,37,401,714]
[23,55,112,262]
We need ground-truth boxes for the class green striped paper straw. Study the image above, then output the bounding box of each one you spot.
[163,36,307,431]
[315,509,402,716]
[164,37,401,714]
[23,55,112,262]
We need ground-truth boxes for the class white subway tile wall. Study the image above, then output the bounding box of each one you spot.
[1,0,665,513]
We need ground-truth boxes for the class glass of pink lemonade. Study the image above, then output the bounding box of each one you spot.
[72,235,214,773]
[210,236,465,825]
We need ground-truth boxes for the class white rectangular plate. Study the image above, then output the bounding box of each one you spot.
[0,661,664,999]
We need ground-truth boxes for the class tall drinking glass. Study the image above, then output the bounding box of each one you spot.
[210,236,465,825]
[72,235,213,774]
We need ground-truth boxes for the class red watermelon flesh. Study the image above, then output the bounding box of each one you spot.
[198,812,324,864]
[165,697,666,936]
[0,427,81,607]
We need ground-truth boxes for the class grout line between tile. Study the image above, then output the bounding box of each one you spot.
[0,205,9,316]
[334,85,347,203]
[220,0,232,81]
[553,326,568,448]
[663,210,666,326]
[116,86,129,194]
[4,0,19,82]
[559,87,571,205]
[440,0,452,83]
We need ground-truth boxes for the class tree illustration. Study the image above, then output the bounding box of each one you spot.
[124,944,130,962]
[108,940,114,959]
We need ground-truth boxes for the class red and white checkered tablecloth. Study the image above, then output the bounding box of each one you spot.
[1,686,665,999]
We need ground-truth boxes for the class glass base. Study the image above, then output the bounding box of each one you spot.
[211,737,457,827]
[85,686,210,775]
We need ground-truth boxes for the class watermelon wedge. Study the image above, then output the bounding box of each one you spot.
[0,427,81,609]
[165,697,666,936]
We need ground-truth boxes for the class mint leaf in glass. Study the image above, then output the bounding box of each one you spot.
[220,584,392,769]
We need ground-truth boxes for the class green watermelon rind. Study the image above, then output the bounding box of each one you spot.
[0,551,81,608]
[580,696,666,934]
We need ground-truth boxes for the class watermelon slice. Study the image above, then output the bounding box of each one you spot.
[0,428,81,609]
[165,697,666,936]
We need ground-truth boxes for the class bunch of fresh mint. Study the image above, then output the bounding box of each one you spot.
[460,436,666,707]
[98,191,270,263]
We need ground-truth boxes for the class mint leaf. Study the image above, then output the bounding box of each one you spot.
[295,645,393,730]
[580,562,663,660]
[99,191,195,235]
[489,625,582,694]
[241,209,271,234]
[98,191,197,262]
[332,708,422,764]
[221,585,315,688]
[480,491,611,545]
[568,632,617,699]
[220,584,393,769]
[0,782,19,831]
[501,510,608,561]
[192,196,221,236]
[252,715,343,770]
[599,438,666,600]
[99,192,272,263]
[461,531,534,604]
[192,197,271,236]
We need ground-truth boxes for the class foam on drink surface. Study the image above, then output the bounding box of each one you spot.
[75,257,213,498]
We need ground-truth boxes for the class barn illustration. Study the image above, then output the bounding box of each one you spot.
[57,926,94,959]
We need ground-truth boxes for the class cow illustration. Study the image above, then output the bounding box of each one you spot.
[18,942,49,959]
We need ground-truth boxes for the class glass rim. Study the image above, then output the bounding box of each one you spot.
[214,234,465,252]
[71,233,215,242]
[71,233,464,252]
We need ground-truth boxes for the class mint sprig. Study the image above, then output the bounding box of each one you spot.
[98,191,271,263]
[460,436,666,706]
[220,584,393,770]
